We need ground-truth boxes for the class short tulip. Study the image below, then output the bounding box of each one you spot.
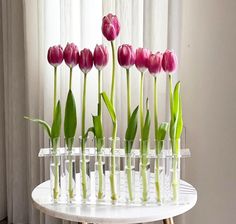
[79,48,93,74]
[135,48,150,72]
[148,52,163,75]
[162,50,178,73]
[47,45,63,67]
[63,43,79,68]
[94,45,109,70]
[118,44,135,69]
[102,13,120,41]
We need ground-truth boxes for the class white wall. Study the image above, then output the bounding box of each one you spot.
[180,0,236,223]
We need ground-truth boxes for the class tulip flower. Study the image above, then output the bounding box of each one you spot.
[162,49,177,73]
[63,43,79,90]
[101,13,120,201]
[47,45,63,67]
[93,44,108,199]
[78,48,93,200]
[117,44,136,201]
[148,52,163,75]
[102,13,120,41]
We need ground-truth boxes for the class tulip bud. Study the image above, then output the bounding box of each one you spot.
[102,13,120,41]
[93,44,109,70]
[148,52,163,76]
[79,48,93,74]
[135,48,150,72]
[47,45,63,67]
[118,44,135,69]
[162,50,178,73]
[63,43,79,68]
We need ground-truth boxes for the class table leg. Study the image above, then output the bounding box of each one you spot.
[163,217,174,224]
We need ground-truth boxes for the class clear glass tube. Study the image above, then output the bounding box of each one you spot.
[139,139,150,203]
[170,139,181,204]
[124,139,135,202]
[49,137,61,202]
[108,137,120,202]
[79,136,90,201]
[94,137,105,200]
[154,139,165,204]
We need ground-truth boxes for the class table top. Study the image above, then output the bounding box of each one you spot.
[32,179,197,224]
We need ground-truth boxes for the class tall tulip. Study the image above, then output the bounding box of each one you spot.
[118,44,136,201]
[135,48,150,135]
[63,44,78,201]
[163,49,182,202]
[135,47,151,202]
[78,48,93,200]
[118,44,135,123]
[47,45,63,118]
[148,52,168,202]
[101,13,120,201]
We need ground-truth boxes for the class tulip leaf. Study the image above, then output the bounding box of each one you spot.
[157,122,169,141]
[176,98,183,139]
[84,126,95,140]
[24,116,51,137]
[101,92,116,123]
[51,100,62,139]
[173,82,180,120]
[125,106,139,154]
[64,90,77,148]
[142,100,151,141]
[93,115,104,152]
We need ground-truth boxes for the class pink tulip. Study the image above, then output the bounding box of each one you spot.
[93,44,109,70]
[102,13,120,41]
[63,43,79,68]
[47,45,63,67]
[118,44,135,69]
[148,52,163,75]
[135,48,150,72]
[79,48,93,74]
[162,50,178,73]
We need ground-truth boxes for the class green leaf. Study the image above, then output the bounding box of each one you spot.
[101,92,116,123]
[64,90,77,147]
[84,126,95,139]
[176,97,183,139]
[24,116,51,137]
[173,81,180,120]
[157,122,169,141]
[93,115,104,139]
[142,107,151,141]
[51,100,62,139]
[125,106,139,154]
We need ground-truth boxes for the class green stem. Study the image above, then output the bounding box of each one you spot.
[69,67,72,90]
[171,139,180,202]
[169,74,173,119]
[110,121,117,201]
[52,141,59,201]
[97,153,104,199]
[68,153,74,199]
[126,69,131,124]
[141,154,148,202]
[126,153,133,201]
[140,72,144,137]
[155,158,161,203]
[98,70,102,118]
[81,73,87,200]
[110,41,116,105]
[154,77,158,140]
[53,66,57,119]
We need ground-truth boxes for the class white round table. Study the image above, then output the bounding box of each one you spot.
[32,179,197,224]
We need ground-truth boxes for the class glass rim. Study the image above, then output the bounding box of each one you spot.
[108,136,120,141]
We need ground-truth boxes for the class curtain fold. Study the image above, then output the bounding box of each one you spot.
[0,0,175,223]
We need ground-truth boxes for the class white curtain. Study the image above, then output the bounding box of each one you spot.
[0,0,179,223]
